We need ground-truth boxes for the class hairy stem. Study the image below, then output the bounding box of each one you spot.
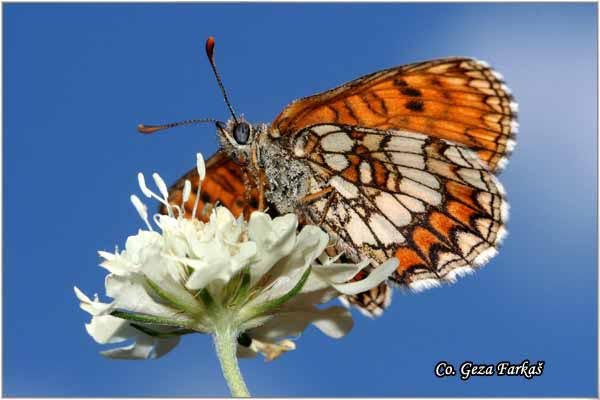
[213,325,250,397]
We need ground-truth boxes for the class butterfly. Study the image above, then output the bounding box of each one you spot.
[140,37,517,317]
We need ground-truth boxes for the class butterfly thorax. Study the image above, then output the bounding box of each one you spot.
[258,131,312,214]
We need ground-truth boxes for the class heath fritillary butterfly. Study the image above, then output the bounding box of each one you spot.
[139,37,517,317]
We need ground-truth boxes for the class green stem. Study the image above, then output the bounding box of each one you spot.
[213,325,250,397]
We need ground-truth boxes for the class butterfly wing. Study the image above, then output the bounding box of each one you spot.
[339,269,393,318]
[272,58,517,173]
[162,151,260,220]
[294,124,507,294]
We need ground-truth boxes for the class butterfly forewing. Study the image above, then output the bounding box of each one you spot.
[272,57,517,173]
[163,151,260,220]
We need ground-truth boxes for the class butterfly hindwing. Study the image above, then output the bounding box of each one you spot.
[272,57,517,173]
[291,124,508,292]
[339,270,393,318]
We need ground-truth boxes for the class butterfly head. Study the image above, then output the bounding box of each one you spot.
[216,118,253,145]
[216,118,265,165]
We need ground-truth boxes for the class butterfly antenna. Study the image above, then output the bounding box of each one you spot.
[138,118,217,134]
[205,36,238,123]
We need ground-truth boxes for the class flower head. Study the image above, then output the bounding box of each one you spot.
[75,153,398,361]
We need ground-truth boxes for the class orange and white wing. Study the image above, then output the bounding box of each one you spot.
[162,151,260,220]
[295,124,508,292]
[272,58,517,173]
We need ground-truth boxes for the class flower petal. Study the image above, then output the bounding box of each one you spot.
[309,306,353,339]
[100,335,152,359]
[153,336,182,358]
[74,286,113,315]
[249,304,353,341]
[279,226,328,278]
[261,226,328,298]
[299,258,369,297]
[233,242,257,266]
[330,258,399,295]
[122,230,164,268]
[142,255,204,314]
[248,212,298,284]
[313,259,370,285]
[85,314,138,344]
[279,286,339,309]
[105,274,193,324]
[99,257,137,276]
[176,256,228,291]
[98,250,116,261]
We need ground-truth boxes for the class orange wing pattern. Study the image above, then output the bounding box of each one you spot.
[161,151,260,221]
[293,124,507,292]
[272,58,517,173]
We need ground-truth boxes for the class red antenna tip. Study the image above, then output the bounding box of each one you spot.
[137,124,163,134]
[205,36,216,60]
[203,36,238,122]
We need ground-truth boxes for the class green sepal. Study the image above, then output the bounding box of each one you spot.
[222,267,244,305]
[196,288,215,310]
[229,266,251,307]
[110,310,190,328]
[184,264,194,278]
[144,276,203,316]
[241,266,312,322]
[130,323,196,338]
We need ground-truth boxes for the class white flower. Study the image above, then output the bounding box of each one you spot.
[75,153,398,361]
[74,287,182,359]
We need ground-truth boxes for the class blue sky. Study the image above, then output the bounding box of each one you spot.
[3,3,597,397]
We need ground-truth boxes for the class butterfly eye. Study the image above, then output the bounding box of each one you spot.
[233,122,251,145]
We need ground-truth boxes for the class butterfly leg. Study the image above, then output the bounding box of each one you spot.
[241,170,253,217]
[250,146,267,212]
[298,186,334,205]
[258,169,266,211]
[318,191,337,225]
[298,186,337,225]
